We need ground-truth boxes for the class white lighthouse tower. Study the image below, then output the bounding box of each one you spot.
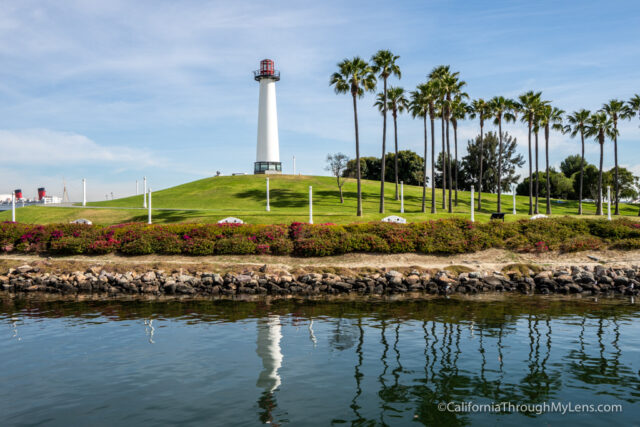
[253,59,281,174]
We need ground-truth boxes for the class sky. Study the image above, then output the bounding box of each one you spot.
[1,0,639,201]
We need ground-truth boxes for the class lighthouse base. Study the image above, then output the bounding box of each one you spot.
[254,162,282,174]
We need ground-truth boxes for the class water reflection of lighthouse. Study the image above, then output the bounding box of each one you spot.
[256,315,283,424]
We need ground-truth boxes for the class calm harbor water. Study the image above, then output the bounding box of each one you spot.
[1,296,639,426]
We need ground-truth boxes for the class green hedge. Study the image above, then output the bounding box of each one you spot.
[2,217,640,257]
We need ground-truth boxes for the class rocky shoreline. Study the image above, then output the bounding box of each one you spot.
[1,262,639,299]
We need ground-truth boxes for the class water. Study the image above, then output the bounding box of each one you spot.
[1,296,639,426]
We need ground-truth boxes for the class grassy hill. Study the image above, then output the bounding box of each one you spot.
[1,174,638,225]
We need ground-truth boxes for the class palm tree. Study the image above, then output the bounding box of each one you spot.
[425,82,439,214]
[585,112,617,215]
[439,71,467,213]
[428,66,449,210]
[375,86,408,201]
[517,91,543,215]
[629,94,640,122]
[601,99,633,215]
[564,109,591,214]
[488,96,517,213]
[410,85,429,213]
[450,97,469,207]
[330,57,376,217]
[371,50,401,214]
[538,105,564,214]
[469,99,491,210]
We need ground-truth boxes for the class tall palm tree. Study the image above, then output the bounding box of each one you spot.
[410,85,429,213]
[538,105,564,214]
[371,50,401,214]
[564,109,591,215]
[450,97,469,207]
[330,57,376,217]
[375,86,408,201]
[469,99,491,210]
[428,66,449,210]
[425,82,439,214]
[517,91,543,215]
[439,71,467,213]
[585,112,616,215]
[629,94,640,123]
[488,96,517,213]
[601,99,633,215]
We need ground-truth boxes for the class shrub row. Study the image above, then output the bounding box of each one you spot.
[2,217,640,257]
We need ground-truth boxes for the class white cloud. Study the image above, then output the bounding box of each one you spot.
[0,129,158,165]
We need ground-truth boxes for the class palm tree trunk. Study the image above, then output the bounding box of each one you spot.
[441,112,446,210]
[394,112,399,201]
[497,119,503,213]
[422,114,427,213]
[478,121,484,210]
[545,125,551,215]
[454,122,459,207]
[535,131,539,214]
[446,117,453,213]
[528,121,533,215]
[598,141,604,215]
[614,132,619,215]
[379,78,388,214]
[430,116,436,214]
[579,131,584,215]
[352,93,362,217]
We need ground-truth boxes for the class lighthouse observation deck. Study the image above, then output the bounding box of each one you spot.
[254,59,280,81]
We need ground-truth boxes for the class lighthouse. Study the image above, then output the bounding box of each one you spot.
[253,59,281,174]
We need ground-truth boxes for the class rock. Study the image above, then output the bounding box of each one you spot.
[16,265,33,273]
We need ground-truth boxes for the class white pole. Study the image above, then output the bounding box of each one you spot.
[400,181,404,213]
[470,187,475,223]
[512,185,516,215]
[11,191,15,222]
[148,189,152,224]
[607,186,612,221]
[309,186,313,224]
[82,178,86,206]
[293,155,296,175]
[266,178,270,212]
[136,180,139,196]
[143,176,147,208]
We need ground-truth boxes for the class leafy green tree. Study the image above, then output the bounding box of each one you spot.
[376,86,408,201]
[585,112,617,215]
[563,110,591,214]
[488,96,517,212]
[517,170,575,200]
[371,50,401,214]
[560,154,583,178]
[600,99,633,214]
[456,131,524,196]
[469,98,492,210]
[330,57,376,216]
[325,153,349,203]
[517,91,543,214]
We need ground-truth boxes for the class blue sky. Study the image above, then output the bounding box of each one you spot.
[1,0,639,200]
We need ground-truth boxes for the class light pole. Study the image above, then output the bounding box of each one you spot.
[143,176,147,208]
[400,181,404,213]
[607,186,612,221]
[11,191,15,222]
[309,186,313,224]
[470,187,475,223]
[148,188,152,224]
[82,178,86,207]
[512,184,516,215]
[266,178,270,212]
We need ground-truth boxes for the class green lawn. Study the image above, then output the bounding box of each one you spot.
[1,174,638,225]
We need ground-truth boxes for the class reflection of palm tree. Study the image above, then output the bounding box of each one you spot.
[378,319,389,425]
[350,318,364,422]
